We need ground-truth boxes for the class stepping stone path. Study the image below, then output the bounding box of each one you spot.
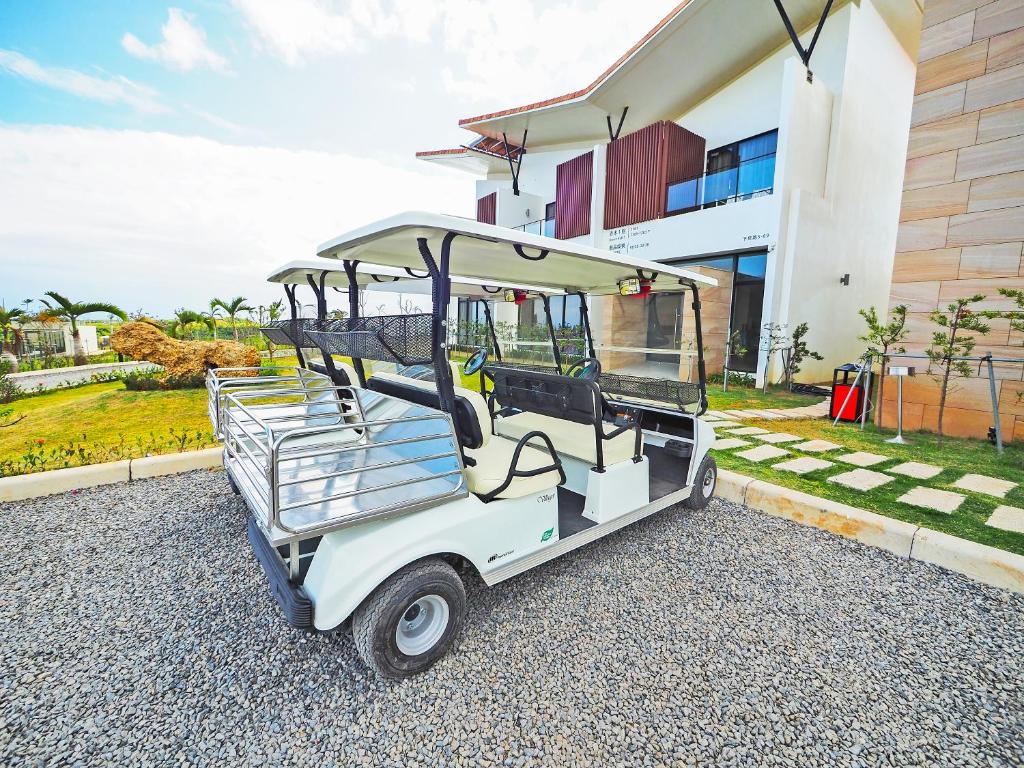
[706,421,743,430]
[712,437,751,450]
[898,486,966,514]
[987,506,1024,533]
[753,433,803,444]
[735,445,790,463]
[952,474,1017,498]
[704,410,732,420]
[773,457,834,475]
[828,469,894,491]
[724,427,771,436]
[790,439,842,453]
[889,462,943,480]
[834,451,889,468]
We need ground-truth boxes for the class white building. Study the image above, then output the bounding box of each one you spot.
[420,0,922,385]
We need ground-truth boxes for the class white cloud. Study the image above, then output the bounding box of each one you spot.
[229,0,673,105]
[0,126,470,316]
[0,49,166,113]
[122,8,229,73]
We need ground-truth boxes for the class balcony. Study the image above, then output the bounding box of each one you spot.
[513,218,556,237]
[666,152,776,216]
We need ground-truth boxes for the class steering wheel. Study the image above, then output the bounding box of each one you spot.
[565,357,602,381]
[463,348,489,375]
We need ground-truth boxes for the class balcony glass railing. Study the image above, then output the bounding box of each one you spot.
[513,218,556,237]
[666,152,776,215]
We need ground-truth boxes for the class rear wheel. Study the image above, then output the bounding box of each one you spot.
[352,558,466,680]
[685,455,717,510]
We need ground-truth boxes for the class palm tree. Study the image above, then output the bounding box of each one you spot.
[0,306,27,371]
[210,296,254,341]
[265,299,284,361]
[38,292,126,366]
[166,309,216,340]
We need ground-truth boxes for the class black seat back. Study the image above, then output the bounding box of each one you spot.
[487,366,601,426]
[366,376,485,449]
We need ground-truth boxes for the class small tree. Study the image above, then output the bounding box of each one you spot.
[0,306,27,370]
[38,292,127,366]
[927,295,988,444]
[167,309,216,340]
[858,305,909,424]
[759,323,789,393]
[210,296,254,341]
[781,322,823,390]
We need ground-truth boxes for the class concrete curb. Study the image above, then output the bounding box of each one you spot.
[0,448,222,502]
[717,468,1024,594]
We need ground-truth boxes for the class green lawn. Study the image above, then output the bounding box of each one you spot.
[1,382,215,475]
[713,417,1024,556]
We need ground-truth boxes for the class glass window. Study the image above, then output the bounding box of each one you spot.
[703,129,777,207]
[737,252,767,279]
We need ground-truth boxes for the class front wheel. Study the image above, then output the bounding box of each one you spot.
[352,558,466,679]
[685,455,717,511]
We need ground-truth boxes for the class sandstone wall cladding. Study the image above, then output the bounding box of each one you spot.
[886,0,1024,440]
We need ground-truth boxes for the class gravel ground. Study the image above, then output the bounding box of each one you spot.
[2,470,1022,767]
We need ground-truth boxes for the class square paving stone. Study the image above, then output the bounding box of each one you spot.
[898,486,965,514]
[889,461,943,480]
[952,473,1017,498]
[704,410,731,420]
[790,439,842,453]
[753,433,803,444]
[772,457,834,475]
[986,506,1024,534]
[722,410,752,420]
[712,437,751,451]
[827,469,894,491]
[735,445,790,463]
[835,451,889,468]
[723,426,771,436]
[707,420,743,430]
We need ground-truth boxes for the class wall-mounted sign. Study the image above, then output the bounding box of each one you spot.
[608,224,653,254]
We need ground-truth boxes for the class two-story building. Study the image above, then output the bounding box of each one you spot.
[419,0,923,386]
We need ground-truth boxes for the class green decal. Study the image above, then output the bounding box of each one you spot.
[541,527,553,542]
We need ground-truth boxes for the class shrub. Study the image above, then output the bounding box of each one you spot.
[120,370,204,391]
[0,360,23,404]
[708,370,756,388]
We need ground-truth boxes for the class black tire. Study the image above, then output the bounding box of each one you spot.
[685,455,717,510]
[352,558,466,680]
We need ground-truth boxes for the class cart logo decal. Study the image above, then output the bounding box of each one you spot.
[538,492,555,503]
[541,528,553,542]
[487,549,514,563]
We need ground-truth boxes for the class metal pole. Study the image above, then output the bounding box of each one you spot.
[723,340,730,392]
[860,351,872,431]
[541,294,563,374]
[986,353,1004,455]
[885,373,908,445]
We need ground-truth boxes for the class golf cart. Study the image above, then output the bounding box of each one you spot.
[208,212,718,679]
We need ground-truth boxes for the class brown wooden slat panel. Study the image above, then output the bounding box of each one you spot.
[603,121,705,230]
[555,151,593,240]
[476,192,496,225]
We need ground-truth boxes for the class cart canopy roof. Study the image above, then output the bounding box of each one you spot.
[315,212,717,294]
[268,259,563,297]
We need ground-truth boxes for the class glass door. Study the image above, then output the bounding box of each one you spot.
[645,292,685,364]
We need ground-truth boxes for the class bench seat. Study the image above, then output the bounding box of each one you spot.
[495,411,640,466]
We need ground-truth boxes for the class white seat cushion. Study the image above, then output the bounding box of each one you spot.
[495,411,639,466]
[464,435,561,499]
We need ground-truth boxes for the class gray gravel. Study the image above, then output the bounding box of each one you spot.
[2,470,1022,767]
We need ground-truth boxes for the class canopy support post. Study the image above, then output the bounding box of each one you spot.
[772,0,833,82]
[341,260,367,387]
[418,233,459,418]
[606,106,629,141]
[577,291,597,359]
[478,298,502,362]
[690,285,708,416]
[541,294,563,374]
[501,130,527,196]
[283,284,305,368]
[306,272,342,384]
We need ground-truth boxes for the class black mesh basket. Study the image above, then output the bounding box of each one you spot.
[306,314,434,366]
[260,318,321,347]
[598,372,703,410]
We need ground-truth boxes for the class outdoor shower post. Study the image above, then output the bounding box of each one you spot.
[985,354,1004,455]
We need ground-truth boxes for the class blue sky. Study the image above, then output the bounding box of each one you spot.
[0,1,669,315]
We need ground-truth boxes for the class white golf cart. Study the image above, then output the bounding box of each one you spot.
[208,212,718,679]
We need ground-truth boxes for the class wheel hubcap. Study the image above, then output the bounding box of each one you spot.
[702,467,715,497]
[396,594,449,656]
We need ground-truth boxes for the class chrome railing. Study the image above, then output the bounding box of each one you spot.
[512,218,556,237]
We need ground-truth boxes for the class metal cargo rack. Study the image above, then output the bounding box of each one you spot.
[221,385,467,553]
[599,372,703,411]
[206,365,335,439]
[259,318,324,348]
